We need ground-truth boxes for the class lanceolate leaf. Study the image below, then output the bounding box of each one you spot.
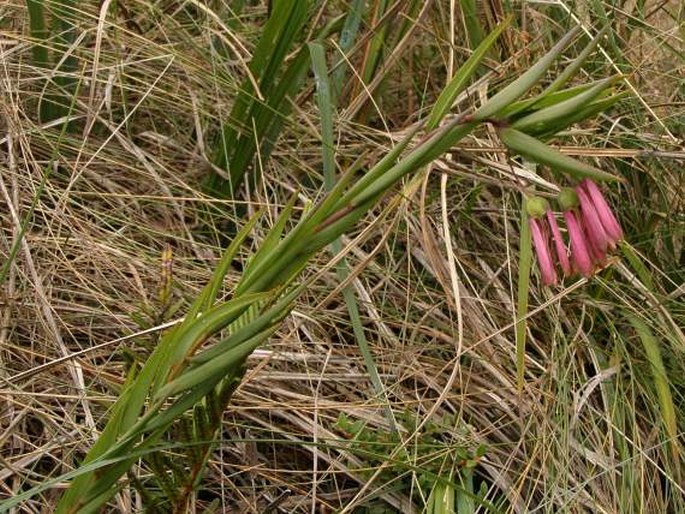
[473,26,581,120]
[511,76,621,133]
[544,26,609,97]
[499,127,621,182]
[532,92,629,139]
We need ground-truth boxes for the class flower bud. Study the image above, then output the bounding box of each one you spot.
[526,196,549,218]
[558,188,579,211]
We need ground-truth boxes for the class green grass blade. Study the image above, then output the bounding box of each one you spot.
[544,26,609,96]
[26,0,56,121]
[427,16,512,130]
[52,0,78,115]
[460,0,485,49]
[499,82,594,118]
[238,194,298,290]
[194,209,265,316]
[516,196,532,390]
[626,314,680,464]
[155,327,275,400]
[532,91,629,139]
[257,46,311,166]
[331,0,365,101]
[309,42,336,189]
[360,0,390,86]
[456,468,476,514]
[619,242,655,291]
[26,1,48,67]
[55,288,270,511]
[209,0,311,195]
[349,120,477,207]
[311,40,397,428]
[335,123,422,209]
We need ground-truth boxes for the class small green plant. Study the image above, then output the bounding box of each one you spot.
[336,411,490,513]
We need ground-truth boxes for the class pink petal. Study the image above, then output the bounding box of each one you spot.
[529,217,558,286]
[584,228,608,265]
[576,186,610,254]
[581,179,623,244]
[546,210,571,276]
[564,210,593,277]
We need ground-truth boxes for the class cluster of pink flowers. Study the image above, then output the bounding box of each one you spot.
[528,179,623,286]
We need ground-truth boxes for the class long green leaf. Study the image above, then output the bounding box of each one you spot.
[626,315,679,464]
[331,0,365,101]
[155,327,274,399]
[309,42,336,188]
[499,127,621,182]
[349,120,477,207]
[544,26,609,97]
[427,16,512,130]
[209,0,311,195]
[195,209,265,316]
[532,92,628,139]
[511,76,620,132]
[516,196,532,390]
[311,39,398,429]
[460,0,485,49]
[473,26,581,120]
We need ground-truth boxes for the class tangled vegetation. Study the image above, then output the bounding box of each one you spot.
[0,1,683,512]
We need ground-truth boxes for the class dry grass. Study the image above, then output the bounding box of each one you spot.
[0,1,683,512]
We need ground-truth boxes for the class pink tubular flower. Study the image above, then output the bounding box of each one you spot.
[529,217,558,286]
[576,186,610,255]
[580,179,623,244]
[546,210,571,276]
[563,210,594,277]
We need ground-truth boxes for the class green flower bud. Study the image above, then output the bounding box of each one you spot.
[558,188,579,210]
[526,196,549,218]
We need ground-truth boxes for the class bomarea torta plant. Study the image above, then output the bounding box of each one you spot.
[4,21,628,513]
